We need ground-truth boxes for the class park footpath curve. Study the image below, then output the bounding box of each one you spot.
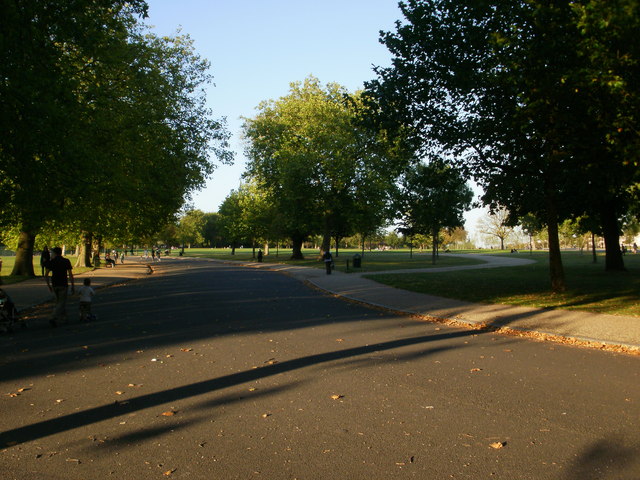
[2,254,639,353]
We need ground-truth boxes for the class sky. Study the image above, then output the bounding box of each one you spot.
[143,0,487,241]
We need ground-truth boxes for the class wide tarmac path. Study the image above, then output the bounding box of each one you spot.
[1,259,638,479]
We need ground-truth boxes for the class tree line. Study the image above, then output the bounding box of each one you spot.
[366,0,640,291]
[4,1,637,294]
[0,1,232,275]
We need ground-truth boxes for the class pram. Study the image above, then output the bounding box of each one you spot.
[0,288,22,333]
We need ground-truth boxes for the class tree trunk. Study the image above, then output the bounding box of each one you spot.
[591,232,597,264]
[11,229,36,276]
[431,226,438,265]
[290,233,305,260]
[321,232,331,256]
[601,201,625,271]
[334,235,340,257]
[545,201,566,292]
[75,232,93,268]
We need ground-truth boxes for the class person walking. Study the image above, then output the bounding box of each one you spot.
[77,278,95,322]
[44,247,74,327]
[322,250,333,275]
[40,246,50,277]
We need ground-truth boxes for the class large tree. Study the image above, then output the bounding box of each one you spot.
[0,1,231,275]
[396,159,472,263]
[243,76,407,259]
[368,0,640,291]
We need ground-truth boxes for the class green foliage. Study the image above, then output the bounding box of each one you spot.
[242,76,410,258]
[395,159,472,260]
[369,0,640,285]
[0,1,231,274]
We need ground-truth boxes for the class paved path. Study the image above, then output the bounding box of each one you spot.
[1,258,638,479]
[244,254,640,352]
[2,254,639,351]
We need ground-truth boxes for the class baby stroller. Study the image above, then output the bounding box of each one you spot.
[0,288,21,333]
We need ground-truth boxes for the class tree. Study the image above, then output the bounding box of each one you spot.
[177,209,206,248]
[202,213,222,247]
[368,0,640,291]
[396,159,472,263]
[0,1,232,275]
[243,76,407,259]
[218,190,248,254]
[477,208,514,250]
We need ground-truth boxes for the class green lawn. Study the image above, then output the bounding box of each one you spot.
[5,248,638,317]
[0,255,93,285]
[180,247,484,272]
[367,251,640,317]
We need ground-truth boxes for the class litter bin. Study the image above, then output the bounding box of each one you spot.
[353,254,361,268]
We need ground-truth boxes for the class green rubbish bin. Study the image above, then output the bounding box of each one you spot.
[353,254,361,268]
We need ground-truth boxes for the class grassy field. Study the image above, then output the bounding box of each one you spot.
[0,255,93,285]
[368,251,640,317]
[180,247,484,272]
[4,248,639,317]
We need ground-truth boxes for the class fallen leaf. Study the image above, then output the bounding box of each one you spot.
[335,338,344,342]
[262,413,271,418]
[489,442,506,449]
[17,387,30,393]
[180,348,193,352]
[161,410,177,417]
[470,368,483,372]
[163,468,176,476]
[56,399,64,403]
[330,395,344,400]
[115,391,124,395]
[248,387,258,392]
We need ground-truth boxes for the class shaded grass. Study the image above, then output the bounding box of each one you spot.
[368,251,640,317]
[181,248,484,272]
[0,255,93,285]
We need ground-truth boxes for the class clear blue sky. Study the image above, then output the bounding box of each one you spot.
[144,0,403,211]
[143,0,487,241]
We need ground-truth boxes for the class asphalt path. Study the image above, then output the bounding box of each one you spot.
[0,259,639,479]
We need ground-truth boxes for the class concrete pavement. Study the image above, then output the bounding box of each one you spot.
[2,254,639,352]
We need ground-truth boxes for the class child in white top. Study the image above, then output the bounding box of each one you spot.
[77,278,95,322]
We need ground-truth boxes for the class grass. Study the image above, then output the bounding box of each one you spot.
[0,255,93,285]
[367,251,640,317]
[180,247,484,272]
[4,247,638,317]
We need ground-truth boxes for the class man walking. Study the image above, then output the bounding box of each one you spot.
[44,247,74,327]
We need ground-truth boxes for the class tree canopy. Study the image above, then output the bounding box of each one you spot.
[367,0,640,291]
[0,1,231,275]
[242,76,409,259]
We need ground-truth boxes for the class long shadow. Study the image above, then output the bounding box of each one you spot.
[0,261,475,382]
[0,328,468,448]
[565,436,640,480]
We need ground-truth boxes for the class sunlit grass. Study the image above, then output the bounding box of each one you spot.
[368,251,640,317]
[180,247,484,272]
[0,255,93,285]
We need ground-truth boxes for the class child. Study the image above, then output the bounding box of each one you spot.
[77,278,95,322]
